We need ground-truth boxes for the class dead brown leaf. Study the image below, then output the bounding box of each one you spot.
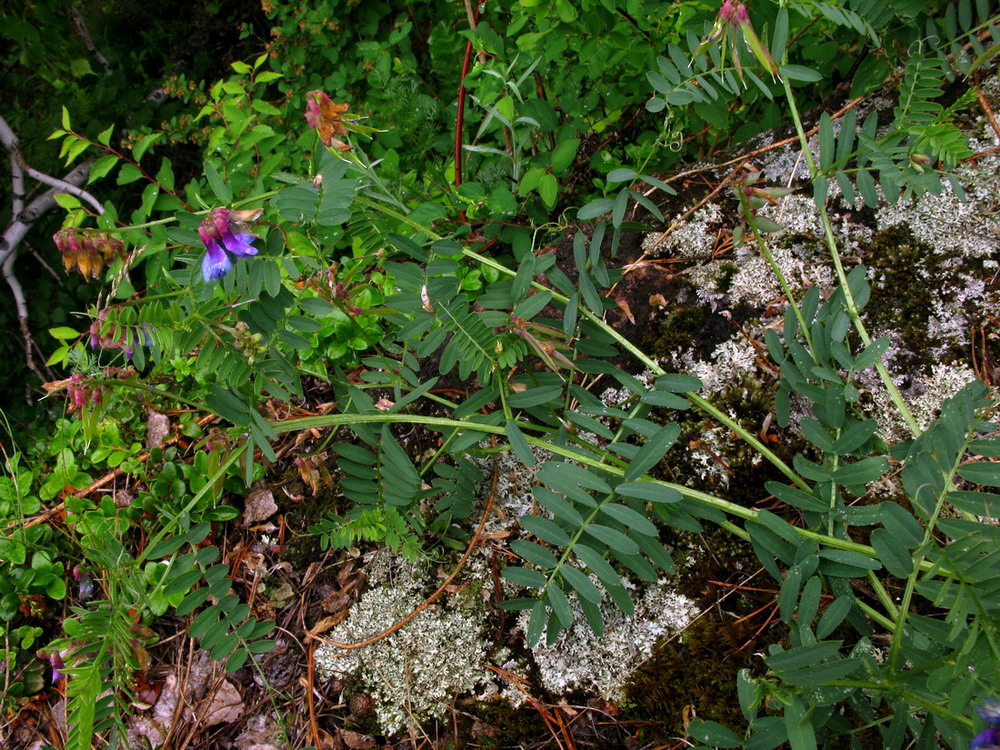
[243,485,278,525]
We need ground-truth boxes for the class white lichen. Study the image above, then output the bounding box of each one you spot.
[523,580,696,698]
[642,204,723,258]
[313,567,489,735]
[875,146,1000,260]
[869,362,979,442]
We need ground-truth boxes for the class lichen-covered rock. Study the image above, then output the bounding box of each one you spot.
[313,566,489,735]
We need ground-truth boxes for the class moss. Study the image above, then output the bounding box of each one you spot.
[461,699,551,748]
[651,372,799,509]
[861,225,959,375]
[648,305,705,358]
[622,612,758,742]
[715,262,740,294]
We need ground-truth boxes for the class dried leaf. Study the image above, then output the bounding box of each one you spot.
[202,679,244,726]
[242,485,278,525]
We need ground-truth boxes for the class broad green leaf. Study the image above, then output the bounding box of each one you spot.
[508,386,563,408]
[511,540,558,569]
[778,566,803,624]
[853,336,890,370]
[766,641,842,671]
[780,64,822,82]
[546,584,573,627]
[573,543,621,588]
[501,565,548,588]
[765,481,827,512]
[654,373,702,392]
[870,528,913,577]
[688,719,743,748]
[550,139,580,173]
[520,514,572,546]
[534,486,585,526]
[48,326,80,340]
[623,423,680,481]
[585,523,639,555]
[527,600,546,644]
[816,596,853,638]
[818,548,880,570]
[599,502,658,536]
[505,420,535,468]
[578,199,613,220]
[831,456,887,485]
[616,481,681,503]
[561,565,602,603]
[880,502,924,547]
[203,159,232,203]
[958,462,1000,487]
[538,461,613,495]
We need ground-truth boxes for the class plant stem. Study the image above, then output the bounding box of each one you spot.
[778,77,920,436]
[353,194,809,489]
[270,411,951,575]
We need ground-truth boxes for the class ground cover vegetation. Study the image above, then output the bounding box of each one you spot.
[1,0,1000,747]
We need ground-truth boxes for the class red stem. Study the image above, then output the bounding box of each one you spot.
[454,3,484,223]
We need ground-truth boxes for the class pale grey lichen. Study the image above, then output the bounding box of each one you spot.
[875,145,1000,260]
[313,566,489,735]
[642,204,723,258]
[522,579,696,698]
[868,362,979,443]
[476,443,551,527]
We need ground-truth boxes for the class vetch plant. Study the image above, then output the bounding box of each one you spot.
[7,1,1000,747]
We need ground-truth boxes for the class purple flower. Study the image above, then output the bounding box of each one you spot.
[971,729,1000,749]
[198,208,261,282]
[973,703,1000,749]
[37,650,66,683]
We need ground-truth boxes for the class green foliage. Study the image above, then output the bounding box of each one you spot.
[4,0,1000,746]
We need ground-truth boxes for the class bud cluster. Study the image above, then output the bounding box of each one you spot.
[66,373,104,411]
[53,228,126,280]
[232,320,267,364]
[305,91,352,152]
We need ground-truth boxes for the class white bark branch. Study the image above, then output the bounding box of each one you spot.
[0,113,97,383]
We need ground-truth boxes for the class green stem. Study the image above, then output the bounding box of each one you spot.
[887,450,965,670]
[353,194,808,489]
[778,77,920,436]
[865,570,899,621]
[268,411,950,575]
[740,193,815,356]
